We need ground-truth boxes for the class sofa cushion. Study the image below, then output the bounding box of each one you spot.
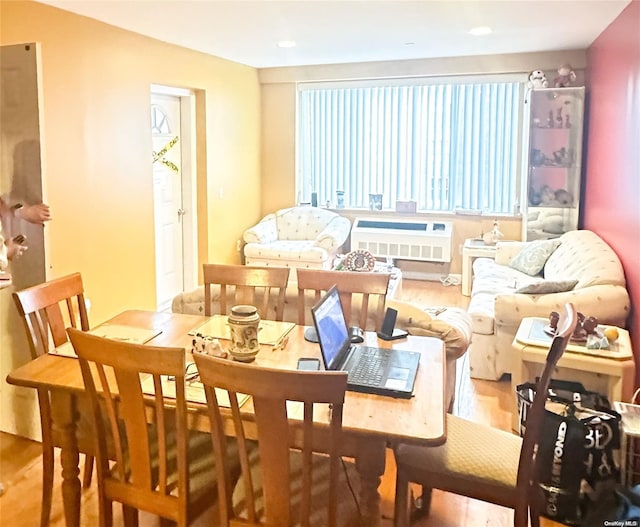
[243,240,329,263]
[275,207,337,241]
[508,239,561,276]
[467,292,499,335]
[515,279,579,295]
[471,258,538,296]
[544,230,627,288]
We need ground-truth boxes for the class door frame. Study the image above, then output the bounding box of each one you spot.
[150,84,198,306]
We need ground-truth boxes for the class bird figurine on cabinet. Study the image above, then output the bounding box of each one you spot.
[483,219,504,245]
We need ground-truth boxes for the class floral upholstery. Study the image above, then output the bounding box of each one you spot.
[467,230,630,381]
[243,207,351,269]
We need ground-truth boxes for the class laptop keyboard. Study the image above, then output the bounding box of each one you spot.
[348,347,391,386]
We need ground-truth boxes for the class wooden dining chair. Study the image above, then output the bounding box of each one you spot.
[193,352,361,527]
[67,328,218,527]
[295,268,390,331]
[12,272,94,527]
[393,303,578,527]
[203,263,290,320]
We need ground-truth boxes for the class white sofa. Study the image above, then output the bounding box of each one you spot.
[467,230,630,380]
[243,206,351,269]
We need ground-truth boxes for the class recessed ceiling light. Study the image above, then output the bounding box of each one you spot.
[277,40,296,48]
[469,26,493,36]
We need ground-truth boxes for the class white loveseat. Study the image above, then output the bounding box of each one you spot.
[467,230,630,380]
[243,206,351,269]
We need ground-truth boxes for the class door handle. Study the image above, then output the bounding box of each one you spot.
[177,208,186,217]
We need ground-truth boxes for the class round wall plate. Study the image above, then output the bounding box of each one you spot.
[344,250,376,272]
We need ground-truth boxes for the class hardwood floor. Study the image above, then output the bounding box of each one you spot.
[0,279,516,526]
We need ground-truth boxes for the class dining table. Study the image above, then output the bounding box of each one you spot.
[6,309,446,527]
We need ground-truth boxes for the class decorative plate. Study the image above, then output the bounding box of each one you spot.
[344,250,376,272]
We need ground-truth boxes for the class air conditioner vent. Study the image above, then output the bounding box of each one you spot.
[351,218,452,263]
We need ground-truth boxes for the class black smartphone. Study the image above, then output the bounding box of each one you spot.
[297,357,321,371]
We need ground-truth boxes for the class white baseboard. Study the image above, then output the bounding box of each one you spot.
[402,272,462,283]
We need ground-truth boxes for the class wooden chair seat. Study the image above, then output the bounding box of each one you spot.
[394,414,521,510]
[233,449,361,526]
[193,352,356,527]
[107,428,216,501]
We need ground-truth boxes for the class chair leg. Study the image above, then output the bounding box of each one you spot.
[393,465,411,527]
[40,441,54,527]
[122,505,138,527]
[38,392,54,527]
[99,498,113,527]
[410,486,433,521]
[82,454,94,488]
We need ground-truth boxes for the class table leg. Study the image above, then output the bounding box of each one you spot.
[355,437,386,527]
[51,391,81,527]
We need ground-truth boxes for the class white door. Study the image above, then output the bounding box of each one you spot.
[151,94,184,311]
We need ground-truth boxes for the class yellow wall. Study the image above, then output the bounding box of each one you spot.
[257,49,588,272]
[1,1,263,325]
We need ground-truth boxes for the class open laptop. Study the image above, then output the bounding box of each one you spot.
[311,286,420,398]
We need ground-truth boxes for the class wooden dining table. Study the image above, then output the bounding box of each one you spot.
[6,309,446,527]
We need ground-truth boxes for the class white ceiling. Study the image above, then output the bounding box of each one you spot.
[37,0,631,69]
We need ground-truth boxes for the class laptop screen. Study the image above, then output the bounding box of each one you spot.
[311,286,350,370]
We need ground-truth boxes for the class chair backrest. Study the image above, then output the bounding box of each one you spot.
[193,352,348,527]
[296,268,390,331]
[203,263,290,320]
[67,328,193,524]
[515,303,577,527]
[13,272,89,359]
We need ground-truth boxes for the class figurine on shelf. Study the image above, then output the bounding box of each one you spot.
[554,189,574,206]
[552,147,568,166]
[554,64,577,88]
[530,148,546,167]
[528,70,549,89]
[556,107,564,128]
[547,110,555,128]
[565,113,571,128]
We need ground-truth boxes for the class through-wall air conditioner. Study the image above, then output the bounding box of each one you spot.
[350,218,453,263]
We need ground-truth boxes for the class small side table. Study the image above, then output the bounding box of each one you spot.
[461,238,497,296]
[511,317,635,431]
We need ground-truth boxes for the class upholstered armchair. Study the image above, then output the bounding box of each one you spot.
[243,206,351,269]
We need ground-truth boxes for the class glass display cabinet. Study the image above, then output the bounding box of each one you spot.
[522,86,585,241]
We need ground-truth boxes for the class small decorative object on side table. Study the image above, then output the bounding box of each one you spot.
[462,238,498,296]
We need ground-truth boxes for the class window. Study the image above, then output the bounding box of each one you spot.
[297,77,524,214]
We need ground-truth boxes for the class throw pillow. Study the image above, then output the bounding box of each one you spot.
[509,239,562,276]
[515,279,578,294]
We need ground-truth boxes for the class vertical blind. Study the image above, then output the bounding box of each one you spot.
[297,81,523,214]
